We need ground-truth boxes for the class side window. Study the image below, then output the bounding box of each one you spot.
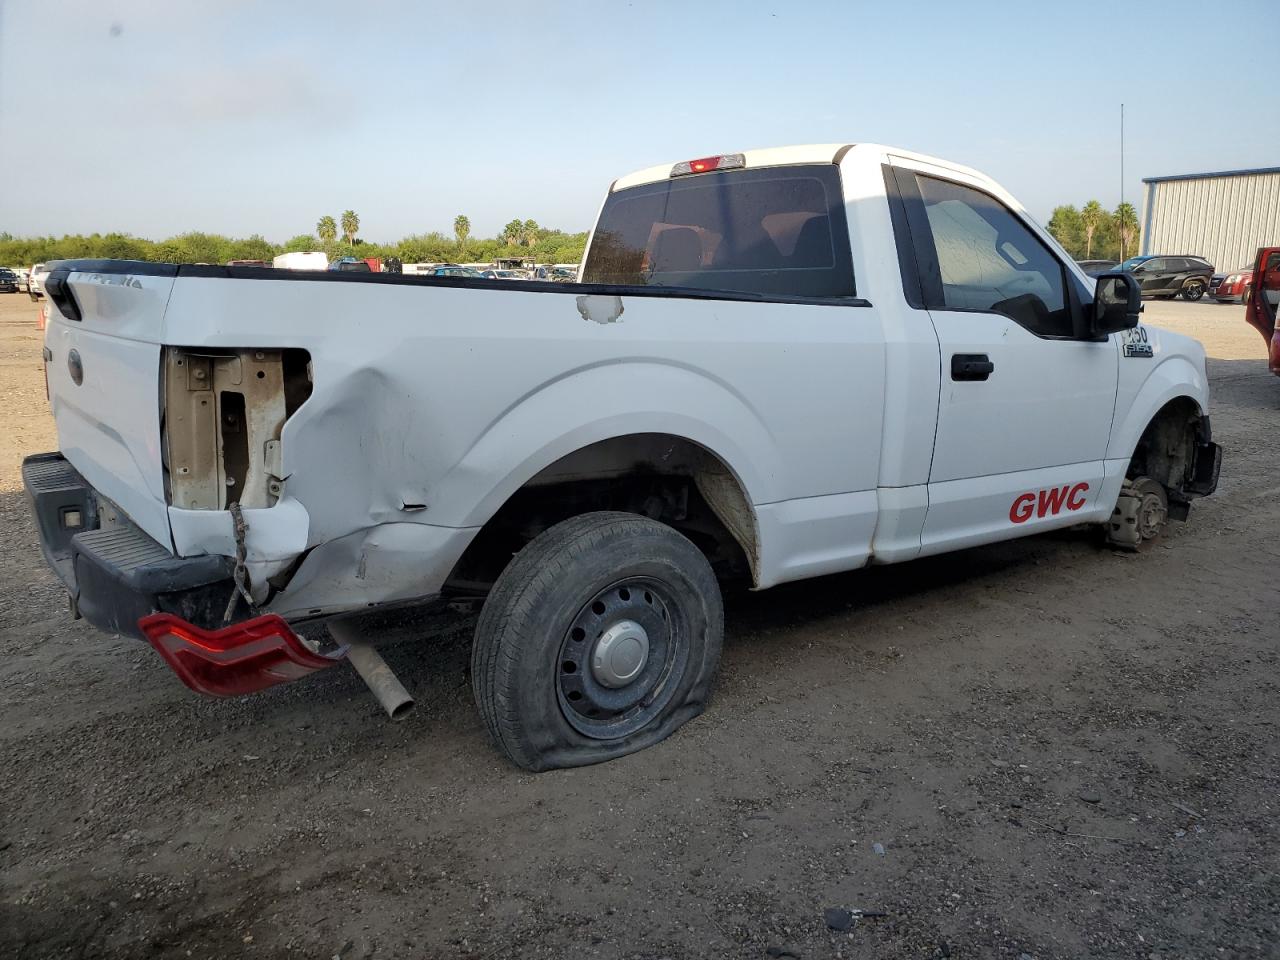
[1144,258,1169,273]
[913,174,1072,338]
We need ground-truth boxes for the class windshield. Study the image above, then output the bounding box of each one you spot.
[582,164,855,299]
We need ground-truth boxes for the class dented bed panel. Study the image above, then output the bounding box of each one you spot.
[159,279,887,572]
[263,522,478,619]
[169,496,310,600]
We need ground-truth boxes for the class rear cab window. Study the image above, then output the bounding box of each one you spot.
[581,164,856,300]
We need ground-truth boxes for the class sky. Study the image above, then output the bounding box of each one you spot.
[0,0,1276,243]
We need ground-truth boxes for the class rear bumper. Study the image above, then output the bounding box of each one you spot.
[22,452,238,640]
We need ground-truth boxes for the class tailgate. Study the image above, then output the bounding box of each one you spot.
[43,264,178,549]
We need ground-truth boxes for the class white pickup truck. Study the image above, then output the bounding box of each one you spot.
[25,143,1220,770]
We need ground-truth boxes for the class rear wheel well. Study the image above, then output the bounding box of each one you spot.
[444,434,758,596]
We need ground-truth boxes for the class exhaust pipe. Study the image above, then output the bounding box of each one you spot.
[328,622,415,721]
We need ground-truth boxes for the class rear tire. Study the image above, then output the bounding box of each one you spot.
[471,511,723,771]
[1181,279,1206,301]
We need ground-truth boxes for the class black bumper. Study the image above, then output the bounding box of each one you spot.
[22,452,238,640]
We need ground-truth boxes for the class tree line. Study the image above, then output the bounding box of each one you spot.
[1046,201,1140,263]
[1,200,1145,270]
[0,213,589,268]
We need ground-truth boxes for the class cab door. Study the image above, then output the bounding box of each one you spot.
[1246,247,1280,347]
[885,164,1119,554]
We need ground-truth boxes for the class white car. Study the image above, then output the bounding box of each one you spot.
[24,143,1220,770]
[28,262,48,300]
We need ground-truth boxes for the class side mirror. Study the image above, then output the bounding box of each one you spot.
[1092,272,1142,336]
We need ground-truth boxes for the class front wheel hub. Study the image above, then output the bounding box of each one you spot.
[1136,490,1168,539]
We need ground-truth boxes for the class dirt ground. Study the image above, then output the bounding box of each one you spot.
[1,292,1276,960]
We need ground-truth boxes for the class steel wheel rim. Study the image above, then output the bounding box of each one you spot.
[556,577,688,740]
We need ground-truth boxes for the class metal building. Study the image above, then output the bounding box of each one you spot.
[1140,166,1280,271]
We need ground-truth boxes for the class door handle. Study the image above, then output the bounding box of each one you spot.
[951,353,994,381]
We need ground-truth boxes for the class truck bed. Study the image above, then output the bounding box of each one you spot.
[43,259,885,623]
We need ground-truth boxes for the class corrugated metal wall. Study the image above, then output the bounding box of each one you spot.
[1140,171,1280,270]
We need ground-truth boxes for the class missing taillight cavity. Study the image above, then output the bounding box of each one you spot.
[220,391,248,506]
[163,347,311,511]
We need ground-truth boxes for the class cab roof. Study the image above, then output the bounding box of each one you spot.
[610,143,988,192]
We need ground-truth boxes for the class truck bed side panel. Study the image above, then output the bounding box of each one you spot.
[158,277,888,588]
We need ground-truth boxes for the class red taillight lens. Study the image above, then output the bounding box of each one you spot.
[139,613,335,697]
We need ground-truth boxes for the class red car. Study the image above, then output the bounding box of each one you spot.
[1211,266,1253,302]
[1244,246,1280,376]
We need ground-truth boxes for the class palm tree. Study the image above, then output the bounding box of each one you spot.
[1079,200,1105,259]
[522,219,540,248]
[502,219,523,246]
[453,214,470,248]
[316,215,337,245]
[340,210,359,248]
[1114,202,1139,260]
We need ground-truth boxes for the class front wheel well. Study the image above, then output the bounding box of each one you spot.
[1127,396,1210,512]
[443,434,758,596]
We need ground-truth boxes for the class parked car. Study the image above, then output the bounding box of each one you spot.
[25,143,1220,771]
[329,257,372,272]
[9,267,29,293]
[28,262,48,300]
[431,265,486,278]
[1244,246,1280,375]
[481,269,529,281]
[1077,259,1118,277]
[0,268,18,293]
[1116,255,1214,300]
[1210,266,1253,303]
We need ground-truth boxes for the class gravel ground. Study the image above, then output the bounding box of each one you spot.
[1,293,1277,960]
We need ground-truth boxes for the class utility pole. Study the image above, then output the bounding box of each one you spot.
[1120,103,1127,259]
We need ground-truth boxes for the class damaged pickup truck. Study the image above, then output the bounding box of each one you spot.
[25,144,1221,770]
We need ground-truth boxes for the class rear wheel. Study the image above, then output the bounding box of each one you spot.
[1181,278,1206,301]
[471,511,723,771]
